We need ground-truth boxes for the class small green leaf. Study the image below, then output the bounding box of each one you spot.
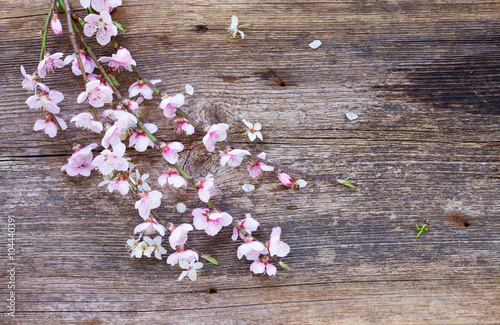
[338,178,355,188]
[204,256,219,265]
[85,7,92,15]
[113,21,128,31]
[279,261,291,270]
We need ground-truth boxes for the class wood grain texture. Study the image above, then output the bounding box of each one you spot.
[1,0,499,324]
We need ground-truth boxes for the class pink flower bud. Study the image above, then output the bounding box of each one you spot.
[51,14,62,35]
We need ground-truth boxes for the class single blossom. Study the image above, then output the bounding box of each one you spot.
[20,66,40,92]
[130,169,151,192]
[247,152,275,178]
[135,190,162,220]
[242,119,263,141]
[25,84,64,114]
[167,249,198,266]
[134,217,166,236]
[64,51,97,76]
[232,213,260,241]
[158,169,187,188]
[91,142,129,176]
[99,47,136,72]
[192,208,233,236]
[178,260,203,281]
[37,52,65,78]
[50,14,62,35]
[175,118,195,135]
[143,236,167,260]
[267,227,290,258]
[168,224,193,250]
[33,114,67,138]
[250,258,277,276]
[77,80,114,108]
[70,112,103,133]
[83,11,118,46]
[126,235,147,258]
[227,15,245,39]
[220,149,251,167]
[80,0,122,12]
[202,123,229,152]
[128,79,159,100]
[277,173,307,189]
[98,175,130,195]
[101,121,127,149]
[197,174,214,203]
[237,240,268,260]
[159,94,184,118]
[87,73,111,88]
[161,142,184,164]
[129,123,157,152]
[61,143,98,177]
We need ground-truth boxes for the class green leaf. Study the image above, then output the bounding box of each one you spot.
[279,261,291,270]
[113,21,128,31]
[204,256,219,265]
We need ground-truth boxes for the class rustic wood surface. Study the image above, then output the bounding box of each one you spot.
[1,0,499,324]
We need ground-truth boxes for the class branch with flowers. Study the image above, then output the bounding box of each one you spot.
[21,0,354,281]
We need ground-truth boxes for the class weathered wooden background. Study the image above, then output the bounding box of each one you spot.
[1,0,499,323]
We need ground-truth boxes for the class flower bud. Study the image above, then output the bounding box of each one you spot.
[51,14,62,35]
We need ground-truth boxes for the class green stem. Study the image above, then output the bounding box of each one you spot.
[39,4,55,62]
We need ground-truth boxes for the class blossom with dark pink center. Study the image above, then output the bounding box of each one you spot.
[175,118,195,135]
[166,249,198,266]
[192,208,232,236]
[202,123,229,152]
[250,258,277,276]
[237,240,268,260]
[129,79,156,100]
[61,143,98,177]
[247,152,275,178]
[64,51,96,76]
[168,224,193,250]
[25,84,64,114]
[267,227,290,258]
[159,94,184,118]
[220,149,250,167]
[83,11,118,46]
[101,120,128,149]
[134,217,166,236]
[37,52,65,78]
[161,142,184,164]
[197,174,214,203]
[99,47,136,72]
[232,213,260,241]
[158,169,187,188]
[33,114,66,138]
[135,190,162,220]
[77,80,114,108]
[92,142,129,176]
[129,123,157,152]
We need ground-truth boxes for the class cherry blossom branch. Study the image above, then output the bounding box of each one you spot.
[63,0,88,85]
[39,1,56,61]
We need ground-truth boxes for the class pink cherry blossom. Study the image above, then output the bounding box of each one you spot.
[192,208,232,236]
[20,66,40,92]
[159,94,184,118]
[278,172,295,187]
[168,223,193,250]
[37,52,64,79]
[134,217,166,236]
[127,99,139,112]
[80,0,122,12]
[202,123,229,152]
[25,84,64,114]
[64,51,96,76]
[220,149,251,167]
[237,240,268,260]
[61,143,98,177]
[87,73,111,88]
[250,258,277,276]
[99,175,130,195]
[167,249,198,266]
[128,80,154,100]
[175,118,195,135]
[161,142,183,164]
[129,123,157,152]
[50,14,62,35]
[92,142,129,176]
[232,213,260,241]
[247,152,275,178]
[158,169,187,188]
[99,47,136,72]
[197,174,214,203]
[83,11,118,46]
[77,80,114,108]
[101,120,129,149]
[33,114,67,138]
[267,227,290,258]
[71,112,103,133]
[134,190,162,220]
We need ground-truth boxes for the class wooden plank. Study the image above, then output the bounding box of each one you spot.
[0,0,499,323]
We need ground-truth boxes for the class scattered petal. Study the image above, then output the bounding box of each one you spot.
[242,184,255,192]
[176,202,187,213]
[346,112,358,121]
[185,84,194,95]
[309,40,322,49]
